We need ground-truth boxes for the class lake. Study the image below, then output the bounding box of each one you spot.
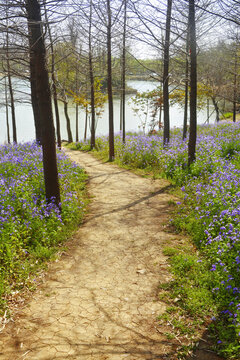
[0,79,216,144]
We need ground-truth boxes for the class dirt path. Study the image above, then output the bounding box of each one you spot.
[0,150,187,359]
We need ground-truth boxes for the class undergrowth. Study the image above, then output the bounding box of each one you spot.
[0,142,88,314]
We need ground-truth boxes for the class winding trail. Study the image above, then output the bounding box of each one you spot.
[1,150,186,359]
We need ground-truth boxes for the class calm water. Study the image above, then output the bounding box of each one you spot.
[0,79,215,144]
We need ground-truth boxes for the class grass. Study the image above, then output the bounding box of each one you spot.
[0,142,88,314]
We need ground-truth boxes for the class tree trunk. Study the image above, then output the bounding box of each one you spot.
[183,32,189,141]
[26,0,61,206]
[207,98,210,123]
[63,101,73,143]
[212,97,220,122]
[52,75,61,147]
[233,50,237,123]
[76,104,79,142]
[29,54,42,143]
[89,0,96,149]
[75,58,80,143]
[44,2,61,148]
[163,0,172,146]
[7,67,17,143]
[6,49,17,143]
[188,0,197,166]
[5,6,17,143]
[26,4,42,143]
[120,91,123,131]
[84,106,88,141]
[159,105,162,130]
[107,0,114,161]
[5,77,10,144]
[122,0,127,144]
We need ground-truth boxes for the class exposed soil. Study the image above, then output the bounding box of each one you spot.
[0,150,223,360]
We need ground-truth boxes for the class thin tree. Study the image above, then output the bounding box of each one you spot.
[183,30,189,140]
[5,6,17,143]
[233,47,237,123]
[4,76,10,144]
[121,0,127,144]
[188,0,197,165]
[107,0,114,161]
[63,99,73,143]
[75,55,79,143]
[163,0,172,145]
[89,0,96,149]
[44,1,61,148]
[26,0,61,206]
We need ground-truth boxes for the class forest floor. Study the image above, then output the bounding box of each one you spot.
[0,150,223,360]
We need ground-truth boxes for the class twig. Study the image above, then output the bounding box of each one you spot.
[0,310,9,333]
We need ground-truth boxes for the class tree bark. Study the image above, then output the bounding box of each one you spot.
[28,45,42,143]
[44,2,61,148]
[26,8,41,144]
[107,0,114,161]
[188,0,197,166]
[84,106,88,141]
[6,40,17,143]
[76,104,79,142]
[163,0,172,146]
[212,97,220,122]
[63,101,73,143]
[122,0,127,144]
[5,3,17,143]
[89,0,96,149]
[26,0,61,206]
[4,77,10,144]
[183,32,189,141]
[233,50,237,123]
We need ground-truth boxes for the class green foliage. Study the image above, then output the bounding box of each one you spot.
[170,82,213,110]
[69,77,107,120]
[158,247,217,357]
[221,140,240,159]
[221,112,233,119]
[68,142,91,152]
[0,143,88,314]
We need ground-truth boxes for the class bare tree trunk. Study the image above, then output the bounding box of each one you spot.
[207,98,210,123]
[26,0,60,206]
[27,13,42,144]
[4,77,10,144]
[89,0,96,149]
[107,0,114,161]
[6,44,17,143]
[5,2,17,143]
[159,105,162,130]
[84,106,88,141]
[76,104,79,142]
[29,59,42,143]
[188,0,197,166]
[120,91,123,131]
[163,0,172,146]
[212,97,220,122]
[44,1,61,148]
[7,65,17,143]
[75,59,79,143]
[233,50,237,123]
[183,32,189,140]
[122,0,127,144]
[63,101,73,143]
